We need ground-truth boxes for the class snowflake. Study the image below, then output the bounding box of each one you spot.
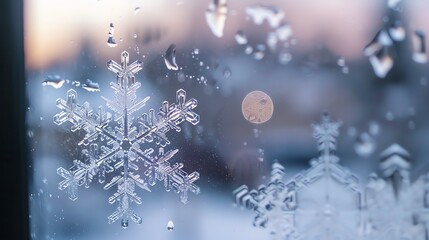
[234,114,429,240]
[54,51,200,228]
[364,144,429,240]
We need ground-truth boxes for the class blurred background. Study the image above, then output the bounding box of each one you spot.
[25,0,429,239]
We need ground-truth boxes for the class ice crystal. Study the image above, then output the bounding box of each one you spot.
[234,114,429,239]
[365,24,428,77]
[54,51,200,227]
[205,0,228,38]
[412,30,427,64]
[365,144,428,240]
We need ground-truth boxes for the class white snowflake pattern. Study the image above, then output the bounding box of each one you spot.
[54,51,200,228]
[364,144,429,240]
[234,114,429,240]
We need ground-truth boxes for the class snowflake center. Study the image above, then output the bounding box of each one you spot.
[121,138,132,152]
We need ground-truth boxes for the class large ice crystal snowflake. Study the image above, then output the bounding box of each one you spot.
[234,114,429,240]
[54,51,200,227]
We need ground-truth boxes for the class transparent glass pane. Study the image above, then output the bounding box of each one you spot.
[25,0,429,239]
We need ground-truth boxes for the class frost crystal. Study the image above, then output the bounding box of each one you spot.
[234,114,429,239]
[54,51,200,227]
[365,144,428,240]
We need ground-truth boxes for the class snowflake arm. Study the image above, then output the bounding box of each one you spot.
[57,167,82,201]
[312,113,341,157]
[234,115,363,240]
[54,90,112,144]
[133,89,199,146]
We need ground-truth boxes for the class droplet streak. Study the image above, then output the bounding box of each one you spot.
[205,0,228,38]
[167,220,174,231]
[164,44,179,71]
[107,23,117,48]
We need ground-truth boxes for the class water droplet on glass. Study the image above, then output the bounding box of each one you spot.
[244,45,253,55]
[364,30,393,56]
[108,23,115,35]
[369,47,394,78]
[177,71,186,82]
[364,29,395,78]
[107,23,117,48]
[266,32,278,51]
[378,30,393,46]
[386,112,394,121]
[167,220,174,231]
[276,23,292,41]
[205,0,228,38]
[412,30,427,64]
[257,148,264,162]
[193,48,199,55]
[253,44,266,60]
[133,33,137,39]
[164,44,179,71]
[107,37,118,47]
[337,57,346,67]
[278,50,292,64]
[354,132,376,157]
[27,130,34,138]
[369,121,380,136]
[253,128,260,138]
[223,67,231,79]
[134,7,141,15]
[235,30,248,45]
[389,21,405,41]
[42,75,65,89]
[245,5,284,28]
[121,219,129,229]
[82,79,100,92]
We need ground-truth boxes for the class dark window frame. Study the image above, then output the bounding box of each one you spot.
[0,0,30,239]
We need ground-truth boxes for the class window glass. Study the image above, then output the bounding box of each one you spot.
[25,0,429,239]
